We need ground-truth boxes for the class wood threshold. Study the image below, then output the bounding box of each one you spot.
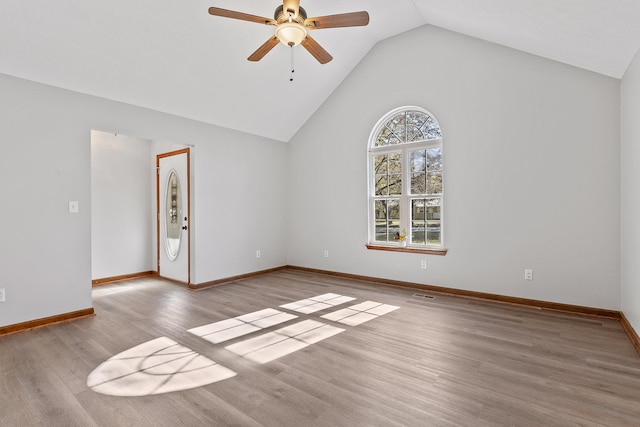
[92,271,157,286]
[0,308,95,337]
[188,266,288,291]
[366,244,448,256]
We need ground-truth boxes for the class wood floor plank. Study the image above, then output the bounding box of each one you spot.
[1,269,640,426]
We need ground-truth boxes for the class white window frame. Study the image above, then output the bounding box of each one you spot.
[367,106,444,250]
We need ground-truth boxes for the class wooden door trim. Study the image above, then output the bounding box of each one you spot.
[156,148,191,285]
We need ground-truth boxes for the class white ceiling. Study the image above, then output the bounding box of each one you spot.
[1,1,639,142]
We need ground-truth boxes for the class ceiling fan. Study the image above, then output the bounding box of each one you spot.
[208,0,369,64]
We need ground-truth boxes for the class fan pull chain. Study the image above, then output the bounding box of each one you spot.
[290,46,295,82]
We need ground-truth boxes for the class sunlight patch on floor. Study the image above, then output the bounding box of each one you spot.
[321,301,400,326]
[279,293,356,314]
[225,319,345,364]
[87,337,236,396]
[188,308,298,344]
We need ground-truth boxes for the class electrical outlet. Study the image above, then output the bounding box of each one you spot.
[323,250,329,258]
[525,269,533,281]
[0,288,5,303]
[256,250,261,258]
[420,260,427,270]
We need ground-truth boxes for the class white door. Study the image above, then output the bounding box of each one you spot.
[158,149,190,284]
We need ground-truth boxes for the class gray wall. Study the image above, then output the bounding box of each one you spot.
[621,48,640,333]
[0,73,288,327]
[287,25,621,310]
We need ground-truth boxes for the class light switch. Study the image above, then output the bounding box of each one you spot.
[69,201,79,213]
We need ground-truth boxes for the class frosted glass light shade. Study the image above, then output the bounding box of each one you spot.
[276,22,307,46]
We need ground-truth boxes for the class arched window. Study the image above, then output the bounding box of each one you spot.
[368,107,444,250]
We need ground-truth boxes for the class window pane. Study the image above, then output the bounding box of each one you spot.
[427,219,441,245]
[374,199,401,243]
[410,150,427,194]
[426,200,441,220]
[411,172,426,194]
[406,111,427,142]
[389,153,401,174]
[410,150,426,173]
[374,110,441,146]
[375,175,388,196]
[411,198,441,245]
[427,148,442,171]
[375,200,387,220]
[375,221,387,241]
[388,199,400,220]
[388,199,400,241]
[389,175,401,194]
[427,199,441,244]
[375,127,391,146]
[421,116,442,140]
[411,220,426,244]
[411,199,426,220]
[389,136,403,145]
[411,199,426,244]
[374,155,387,174]
[385,113,406,143]
[373,153,402,196]
[427,172,442,194]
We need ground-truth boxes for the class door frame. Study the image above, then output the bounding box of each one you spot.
[156,148,191,284]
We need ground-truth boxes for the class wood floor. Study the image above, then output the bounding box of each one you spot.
[2,269,640,426]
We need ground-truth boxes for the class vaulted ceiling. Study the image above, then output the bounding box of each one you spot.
[1,1,638,142]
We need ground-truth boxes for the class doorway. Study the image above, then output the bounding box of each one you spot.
[157,148,190,284]
[91,130,192,286]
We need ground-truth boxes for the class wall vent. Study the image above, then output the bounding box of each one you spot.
[412,293,435,300]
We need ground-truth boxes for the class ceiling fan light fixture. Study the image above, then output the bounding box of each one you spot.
[275,22,307,46]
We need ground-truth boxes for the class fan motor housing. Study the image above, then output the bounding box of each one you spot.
[274,5,307,24]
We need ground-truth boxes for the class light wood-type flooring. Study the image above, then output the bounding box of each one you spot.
[2,269,640,426]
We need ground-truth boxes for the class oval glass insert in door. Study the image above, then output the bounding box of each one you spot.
[165,169,182,261]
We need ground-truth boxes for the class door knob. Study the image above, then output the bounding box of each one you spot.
[182,226,188,230]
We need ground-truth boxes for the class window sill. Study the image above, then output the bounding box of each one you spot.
[365,244,448,256]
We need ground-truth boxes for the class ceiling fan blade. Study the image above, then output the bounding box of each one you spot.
[248,36,280,62]
[305,11,369,30]
[208,7,276,26]
[300,35,333,64]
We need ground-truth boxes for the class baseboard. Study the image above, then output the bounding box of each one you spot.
[92,271,157,286]
[620,312,640,355]
[285,265,621,319]
[188,266,288,291]
[0,308,95,336]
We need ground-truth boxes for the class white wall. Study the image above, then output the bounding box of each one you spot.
[91,131,154,280]
[0,73,287,328]
[287,25,621,310]
[621,48,640,332]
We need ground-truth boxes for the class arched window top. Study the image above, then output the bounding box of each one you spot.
[370,107,442,148]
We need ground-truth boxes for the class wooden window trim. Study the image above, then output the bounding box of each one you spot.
[365,244,447,256]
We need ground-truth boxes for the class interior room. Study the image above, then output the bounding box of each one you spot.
[1,1,640,425]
